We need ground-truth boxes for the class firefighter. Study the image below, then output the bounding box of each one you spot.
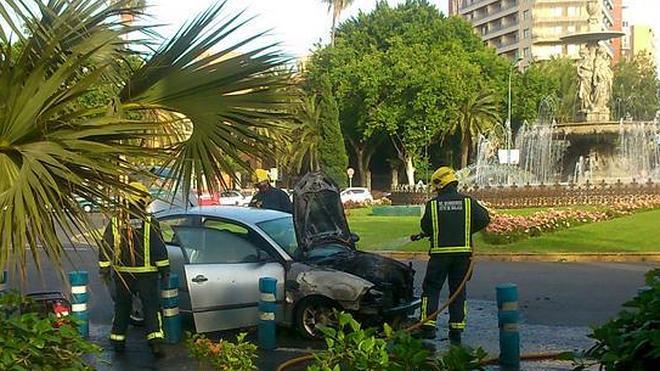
[414,167,490,344]
[248,168,292,213]
[99,182,170,356]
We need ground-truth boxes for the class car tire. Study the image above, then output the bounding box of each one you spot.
[129,296,145,327]
[294,297,339,339]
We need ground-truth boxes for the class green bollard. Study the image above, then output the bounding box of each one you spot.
[161,273,182,344]
[68,271,89,337]
[258,277,277,350]
[497,283,520,371]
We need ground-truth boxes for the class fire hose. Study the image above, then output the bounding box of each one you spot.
[276,234,569,371]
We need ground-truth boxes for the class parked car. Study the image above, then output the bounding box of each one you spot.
[194,190,219,206]
[219,190,249,206]
[148,187,198,216]
[340,187,374,204]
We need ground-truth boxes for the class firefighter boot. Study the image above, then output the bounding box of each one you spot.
[413,324,437,340]
[448,330,462,346]
[111,340,125,353]
[150,341,164,357]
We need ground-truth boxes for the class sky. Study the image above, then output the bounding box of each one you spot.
[150,0,443,58]
[149,0,660,66]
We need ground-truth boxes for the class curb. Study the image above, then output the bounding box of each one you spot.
[374,251,660,263]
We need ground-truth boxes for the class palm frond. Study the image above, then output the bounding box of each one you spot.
[0,0,294,276]
[120,1,293,195]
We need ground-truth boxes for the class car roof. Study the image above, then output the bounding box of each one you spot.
[156,206,289,224]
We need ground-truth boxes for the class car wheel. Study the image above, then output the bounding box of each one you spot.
[129,296,145,327]
[295,297,339,339]
[83,205,92,213]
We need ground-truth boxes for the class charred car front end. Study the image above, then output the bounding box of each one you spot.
[289,172,420,331]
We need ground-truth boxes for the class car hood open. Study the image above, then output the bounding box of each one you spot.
[293,172,353,252]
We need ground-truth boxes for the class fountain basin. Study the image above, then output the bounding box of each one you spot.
[560,31,625,44]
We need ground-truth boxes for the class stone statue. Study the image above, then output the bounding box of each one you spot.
[577,46,595,112]
[592,45,613,114]
[586,0,601,32]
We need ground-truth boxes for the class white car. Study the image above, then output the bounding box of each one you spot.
[219,190,249,206]
[340,187,373,204]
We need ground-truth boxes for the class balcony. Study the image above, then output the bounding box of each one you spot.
[483,23,520,41]
[496,41,520,54]
[471,3,520,27]
[459,0,501,14]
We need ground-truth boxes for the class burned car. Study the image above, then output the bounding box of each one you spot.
[137,173,419,338]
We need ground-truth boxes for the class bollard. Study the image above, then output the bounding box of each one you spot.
[68,270,89,337]
[161,273,182,344]
[258,277,277,350]
[496,283,520,371]
[0,269,7,294]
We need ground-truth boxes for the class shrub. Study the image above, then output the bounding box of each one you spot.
[571,268,660,370]
[0,291,102,370]
[186,332,258,371]
[309,311,487,371]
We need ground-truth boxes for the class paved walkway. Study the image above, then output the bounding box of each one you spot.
[86,298,594,370]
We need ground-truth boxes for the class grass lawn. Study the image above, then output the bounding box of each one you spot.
[349,208,660,254]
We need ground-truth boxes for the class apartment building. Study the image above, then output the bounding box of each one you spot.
[630,24,656,60]
[449,0,621,63]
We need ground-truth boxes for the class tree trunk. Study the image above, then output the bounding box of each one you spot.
[355,146,366,187]
[404,156,415,186]
[330,13,337,46]
[460,134,471,169]
[353,142,375,189]
[391,166,399,188]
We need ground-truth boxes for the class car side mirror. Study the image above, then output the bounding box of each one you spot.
[350,232,360,243]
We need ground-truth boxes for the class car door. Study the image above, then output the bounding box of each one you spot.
[173,218,285,333]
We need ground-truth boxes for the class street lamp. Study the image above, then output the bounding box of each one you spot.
[506,56,524,165]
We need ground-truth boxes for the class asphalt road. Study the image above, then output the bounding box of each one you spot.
[5,219,657,371]
[7,247,654,328]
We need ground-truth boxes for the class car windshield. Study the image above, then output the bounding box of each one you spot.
[258,217,299,257]
[257,217,350,260]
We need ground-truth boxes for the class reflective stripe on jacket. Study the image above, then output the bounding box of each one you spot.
[421,187,490,254]
[99,216,169,274]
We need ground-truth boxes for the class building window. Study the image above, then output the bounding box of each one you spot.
[550,7,562,16]
[523,28,530,38]
[524,47,531,57]
[523,9,530,21]
[553,26,563,35]
[567,25,576,33]
[567,6,579,16]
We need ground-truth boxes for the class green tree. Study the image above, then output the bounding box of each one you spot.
[321,0,356,45]
[0,1,292,274]
[307,0,508,183]
[317,80,349,186]
[612,53,660,121]
[452,91,501,168]
[511,57,578,124]
[289,93,323,173]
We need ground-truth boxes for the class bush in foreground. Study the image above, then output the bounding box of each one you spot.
[186,332,258,371]
[0,292,101,370]
[571,268,660,370]
[309,312,487,371]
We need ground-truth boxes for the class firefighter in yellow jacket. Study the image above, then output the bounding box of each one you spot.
[99,182,169,356]
[415,167,490,344]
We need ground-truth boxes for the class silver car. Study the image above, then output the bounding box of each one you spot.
[155,205,419,338]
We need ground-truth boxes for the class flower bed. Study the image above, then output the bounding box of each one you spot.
[483,196,660,245]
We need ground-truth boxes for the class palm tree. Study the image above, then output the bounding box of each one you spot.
[321,0,355,45]
[451,91,501,169]
[288,93,323,173]
[110,0,146,25]
[0,0,292,275]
